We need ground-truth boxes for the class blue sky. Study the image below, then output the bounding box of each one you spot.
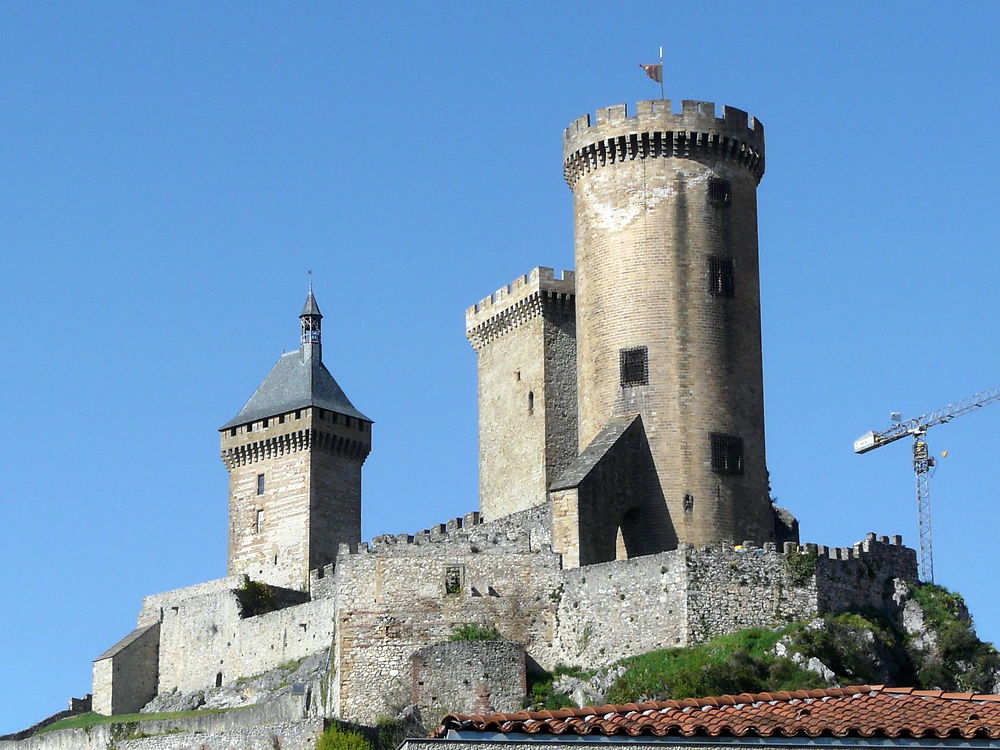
[1,0,998,733]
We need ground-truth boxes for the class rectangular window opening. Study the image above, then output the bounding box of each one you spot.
[711,434,744,475]
[619,346,649,388]
[255,509,263,533]
[256,473,265,495]
[709,256,735,298]
[708,178,732,207]
[444,566,462,596]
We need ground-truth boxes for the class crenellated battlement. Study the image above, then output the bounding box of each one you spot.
[562,100,765,189]
[466,266,575,350]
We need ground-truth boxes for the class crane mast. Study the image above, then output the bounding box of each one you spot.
[854,385,1000,583]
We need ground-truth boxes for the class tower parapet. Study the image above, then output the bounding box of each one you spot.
[466,267,575,350]
[563,100,764,189]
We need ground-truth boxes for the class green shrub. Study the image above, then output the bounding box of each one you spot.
[783,550,818,586]
[606,627,825,704]
[235,575,275,617]
[315,725,372,750]
[448,623,502,641]
[786,612,904,685]
[910,583,1000,692]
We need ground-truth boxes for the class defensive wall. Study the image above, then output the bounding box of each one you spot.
[551,532,916,669]
[86,493,916,728]
[329,516,563,723]
[0,699,323,750]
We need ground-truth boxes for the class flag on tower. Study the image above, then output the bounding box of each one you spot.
[639,63,662,83]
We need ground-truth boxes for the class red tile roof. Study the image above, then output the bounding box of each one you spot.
[433,686,1000,740]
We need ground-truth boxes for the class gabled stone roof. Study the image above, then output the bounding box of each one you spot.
[220,352,370,430]
[434,686,1000,740]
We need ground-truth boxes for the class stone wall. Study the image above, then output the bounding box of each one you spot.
[120,719,325,750]
[331,527,561,723]
[0,701,318,750]
[550,533,917,670]
[553,550,688,667]
[154,584,336,695]
[411,641,526,722]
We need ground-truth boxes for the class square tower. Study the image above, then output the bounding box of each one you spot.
[219,289,371,591]
[466,267,577,521]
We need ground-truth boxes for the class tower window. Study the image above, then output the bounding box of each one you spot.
[709,256,735,298]
[683,493,694,513]
[255,509,264,533]
[620,347,649,387]
[262,418,269,428]
[711,434,744,475]
[527,391,534,414]
[708,178,731,207]
[256,473,265,495]
[230,427,237,437]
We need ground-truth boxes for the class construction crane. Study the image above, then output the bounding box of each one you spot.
[853,385,1000,583]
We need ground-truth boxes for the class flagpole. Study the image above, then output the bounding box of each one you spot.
[659,46,664,100]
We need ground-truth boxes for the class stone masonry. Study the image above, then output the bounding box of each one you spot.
[466,267,577,522]
[564,101,774,558]
[10,95,917,748]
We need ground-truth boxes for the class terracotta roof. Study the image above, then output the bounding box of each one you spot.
[433,686,1000,740]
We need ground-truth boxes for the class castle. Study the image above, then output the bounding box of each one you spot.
[75,99,916,732]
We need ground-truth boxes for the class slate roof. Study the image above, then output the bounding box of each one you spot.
[433,686,1000,740]
[220,352,370,430]
[301,288,322,317]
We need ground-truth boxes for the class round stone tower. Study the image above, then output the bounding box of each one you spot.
[562,99,772,549]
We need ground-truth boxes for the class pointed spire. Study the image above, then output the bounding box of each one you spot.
[300,282,323,318]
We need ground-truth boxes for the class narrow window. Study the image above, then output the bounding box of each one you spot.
[295,409,301,419]
[262,418,269,428]
[256,473,265,495]
[444,566,462,595]
[515,370,521,381]
[230,427,237,437]
[215,672,223,688]
[255,509,263,533]
[683,493,695,513]
[711,434,744,475]
[619,347,649,387]
[273,554,278,565]
[278,414,285,424]
[246,422,253,433]
[708,178,731,207]
[527,391,534,414]
[709,256,735,298]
